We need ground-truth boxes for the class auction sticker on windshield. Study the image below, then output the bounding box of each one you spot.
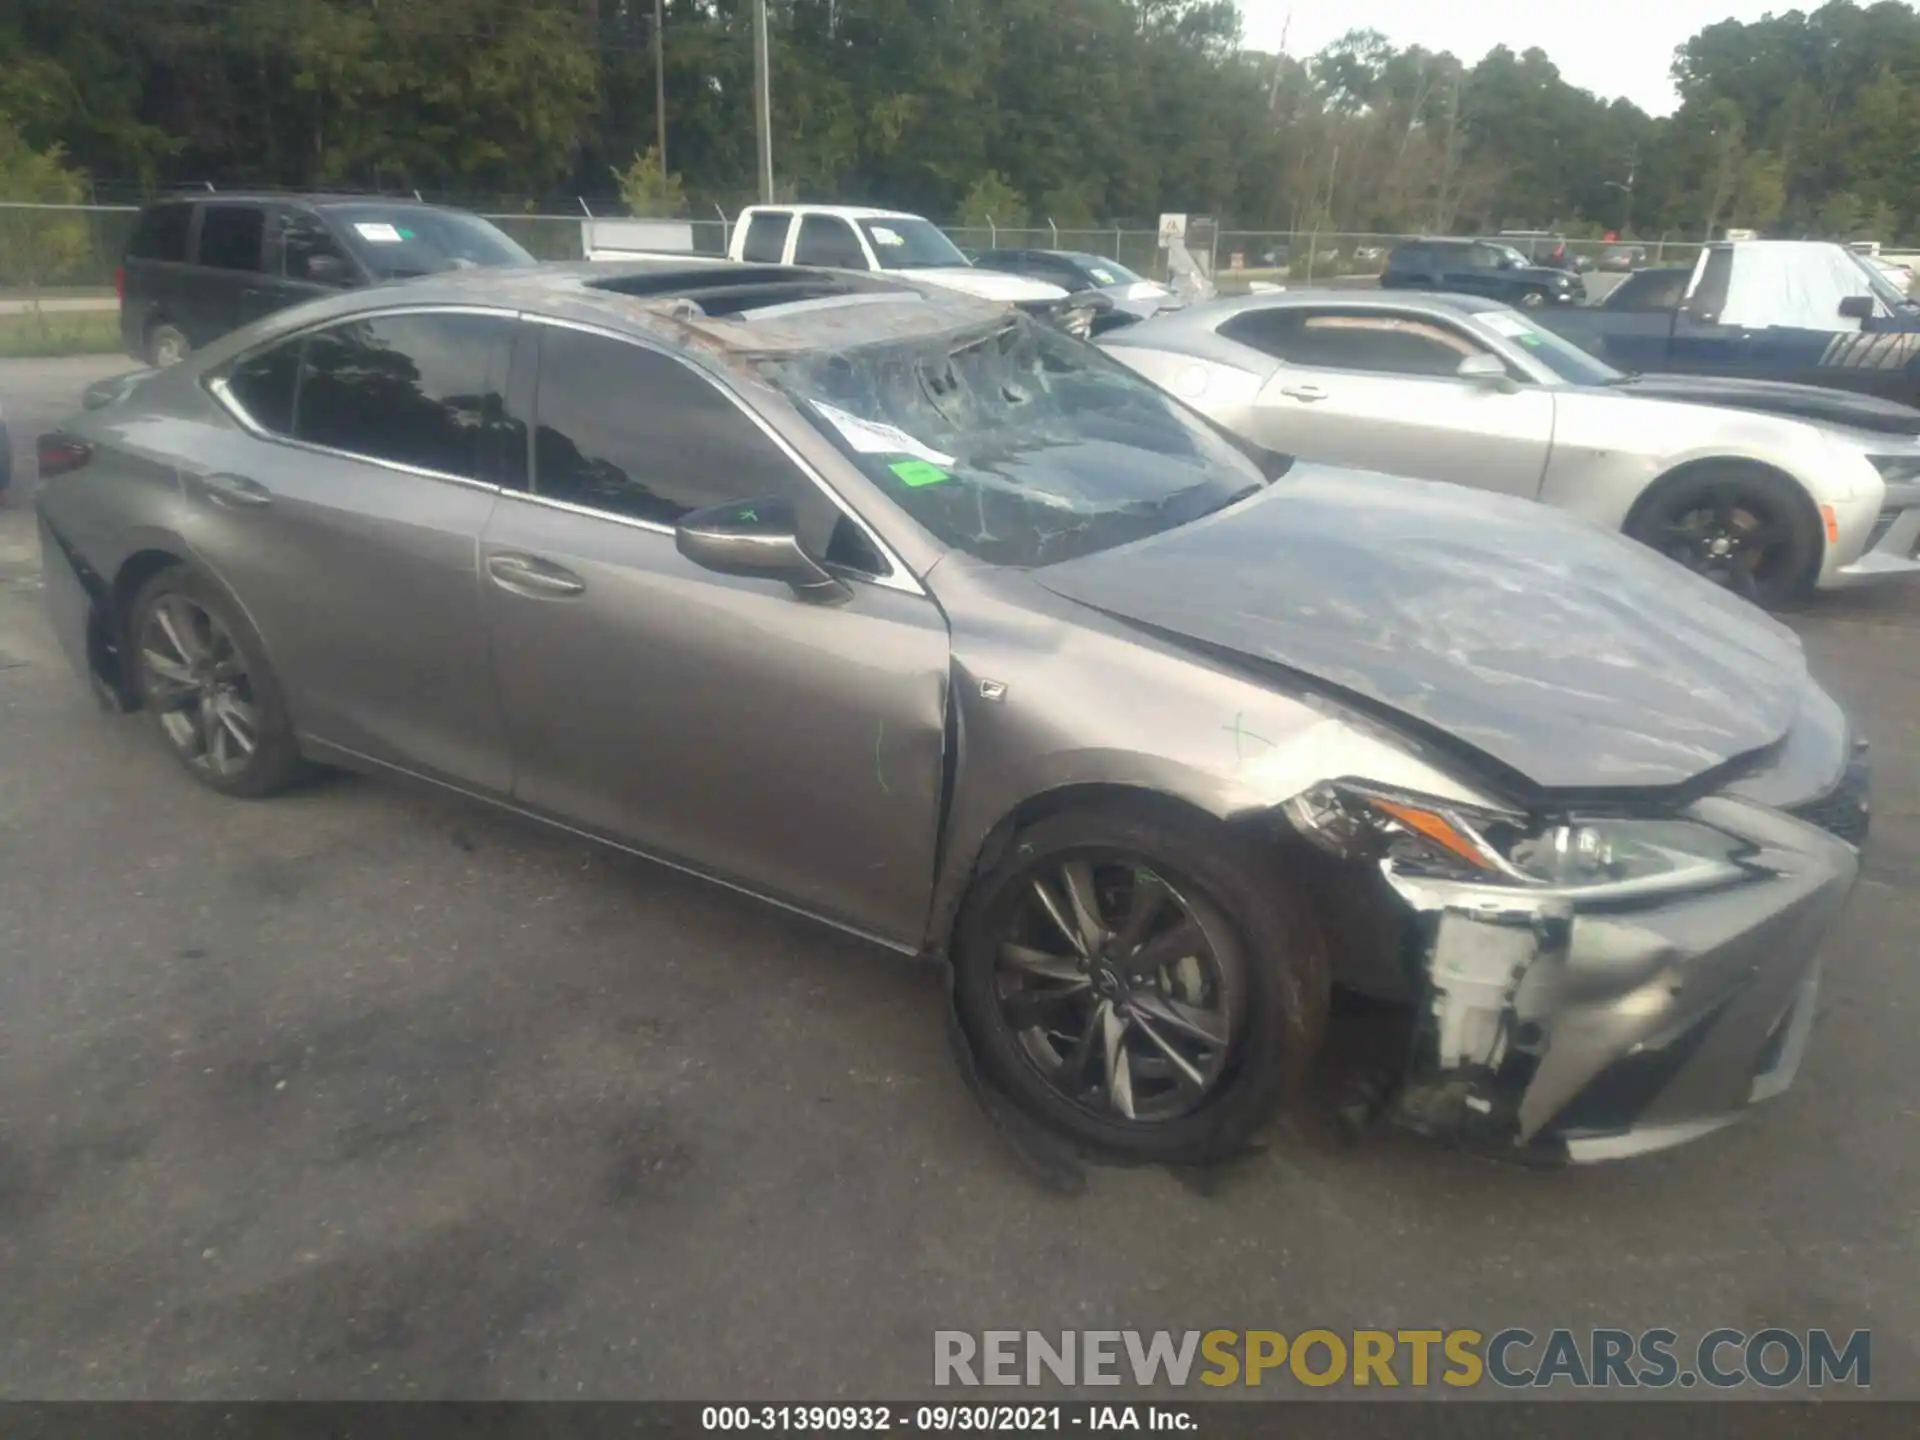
[809,399,955,465]
[1480,311,1546,345]
[354,221,404,243]
[870,226,905,247]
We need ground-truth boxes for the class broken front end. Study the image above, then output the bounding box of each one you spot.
[1282,765,1865,1162]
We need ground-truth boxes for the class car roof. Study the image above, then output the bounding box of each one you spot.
[1101,287,1520,361]
[148,193,470,213]
[742,204,922,222]
[212,261,1009,366]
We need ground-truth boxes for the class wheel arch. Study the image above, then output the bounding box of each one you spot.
[1625,454,1824,537]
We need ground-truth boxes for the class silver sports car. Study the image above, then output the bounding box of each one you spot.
[37,263,1864,1166]
[1102,289,1920,607]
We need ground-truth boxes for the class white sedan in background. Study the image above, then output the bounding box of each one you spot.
[1102,290,1920,608]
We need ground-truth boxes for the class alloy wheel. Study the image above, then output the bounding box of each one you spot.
[1641,481,1799,602]
[991,854,1239,1124]
[139,594,261,778]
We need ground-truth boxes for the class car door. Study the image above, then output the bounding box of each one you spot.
[1224,306,1555,499]
[196,306,518,790]
[192,202,279,342]
[478,318,950,946]
[1439,243,1503,298]
[253,205,365,316]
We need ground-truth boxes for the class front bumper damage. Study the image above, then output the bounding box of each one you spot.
[1384,795,1859,1162]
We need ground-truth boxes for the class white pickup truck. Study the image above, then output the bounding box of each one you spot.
[587,204,1081,312]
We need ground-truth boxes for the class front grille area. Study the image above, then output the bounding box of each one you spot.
[1866,508,1900,551]
[1788,756,1872,845]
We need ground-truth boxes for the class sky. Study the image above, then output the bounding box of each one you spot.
[1235,0,1790,116]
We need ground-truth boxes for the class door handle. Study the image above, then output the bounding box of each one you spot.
[486,552,586,599]
[1279,384,1328,403]
[194,471,273,508]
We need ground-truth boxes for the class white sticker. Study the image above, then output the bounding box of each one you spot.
[1089,267,1117,285]
[809,400,955,465]
[354,221,405,243]
[1480,312,1532,337]
[869,226,905,247]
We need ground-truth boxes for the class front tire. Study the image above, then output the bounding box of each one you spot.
[129,566,305,796]
[1626,464,1822,608]
[953,801,1329,1164]
[1518,289,1547,309]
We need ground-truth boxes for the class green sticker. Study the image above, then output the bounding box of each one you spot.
[398,228,416,239]
[737,506,759,522]
[889,459,951,487]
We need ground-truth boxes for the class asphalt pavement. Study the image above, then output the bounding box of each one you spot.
[1,355,1917,1401]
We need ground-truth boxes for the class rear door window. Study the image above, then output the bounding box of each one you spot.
[279,211,358,286]
[1225,308,1483,377]
[295,312,513,479]
[739,211,793,264]
[197,205,268,272]
[225,338,303,434]
[126,204,192,263]
[792,215,869,269]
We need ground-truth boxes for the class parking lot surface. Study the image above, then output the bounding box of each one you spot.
[1,355,1917,1400]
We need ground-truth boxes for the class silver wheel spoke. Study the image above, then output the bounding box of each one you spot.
[1030,878,1088,957]
[141,649,195,686]
[1100,1002,1135,1119]
[1112,871,1166,958]
[1129,1007,1209,1092]
[1000,942,1084,984]
[1059,1001,1104,1087]
[1059,860,1107,953]
[154,598,205,664]
[214,695,258,756]
[1130,989,1227,1048]
[1127,917,1205,978]
[198,695,223,762]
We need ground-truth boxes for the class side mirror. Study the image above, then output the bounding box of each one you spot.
[1838,294,1875,320]
[304,254,353,287]
[675,496,850,604]
[1456,352,1517,392]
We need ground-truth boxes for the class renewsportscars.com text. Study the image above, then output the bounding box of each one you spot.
[933,1328,1871,1390]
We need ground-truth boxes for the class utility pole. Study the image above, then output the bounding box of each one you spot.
[653,0,668,171]
[753,0,774,202]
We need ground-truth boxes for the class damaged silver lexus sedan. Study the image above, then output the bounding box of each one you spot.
[37,263,1867,1167]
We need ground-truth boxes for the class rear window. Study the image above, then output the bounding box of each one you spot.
[126,204,192,263]
[739,212,792,264]
[321,205,533,280]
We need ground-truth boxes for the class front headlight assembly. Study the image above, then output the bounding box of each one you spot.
[1281,782,1755,902]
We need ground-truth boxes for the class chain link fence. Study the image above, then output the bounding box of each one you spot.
[0,199,1710,296]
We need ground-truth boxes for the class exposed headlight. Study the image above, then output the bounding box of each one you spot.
[1281,783,1755,900]
[1868,453,1920,486]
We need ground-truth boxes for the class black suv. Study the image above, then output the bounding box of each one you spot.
[1379,238,1584,307]
[117,194,535,366]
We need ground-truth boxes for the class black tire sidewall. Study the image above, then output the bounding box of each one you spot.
[129,566,304,797]
[1629,465,1822,607]
[148,322,188,368]
[952,802,1329,1164]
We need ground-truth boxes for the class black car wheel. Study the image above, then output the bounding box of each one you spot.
[130,566,305,796]
[147,321,190,368]
[953,801,1329,1163]
[1627,465,1822,608]
[1518,289,1547,308]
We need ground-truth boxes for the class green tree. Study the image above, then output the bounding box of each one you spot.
[957,170,1028,228]
[0,113,91,301]
[613,147,688,216]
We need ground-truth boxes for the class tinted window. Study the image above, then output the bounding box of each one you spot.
[296,313,511,478]
[1224,309,1481,377]
[127,204,192,263]
[793,215,868,269]
[280,211,356,285]
[1604,269,1687,313]
[532,327,809,525]
[739,212,792,264]
[197,205,267,272]
[226,339,302,434]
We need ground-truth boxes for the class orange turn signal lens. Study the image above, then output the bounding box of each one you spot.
[1367,798,1497,871]
[1821,504,1840,544]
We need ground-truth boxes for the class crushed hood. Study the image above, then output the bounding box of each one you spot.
[899,267,1070,303]
[1036,465,1813,793]
[1605,373,1920,436]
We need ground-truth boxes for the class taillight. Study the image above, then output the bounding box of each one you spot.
[37,433,93,478]
[114,265,126,301]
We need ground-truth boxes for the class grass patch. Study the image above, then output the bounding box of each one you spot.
[0,308,124,359]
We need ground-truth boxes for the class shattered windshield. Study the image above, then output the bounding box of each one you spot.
[858,218,970,271]
[762,316,1277,567]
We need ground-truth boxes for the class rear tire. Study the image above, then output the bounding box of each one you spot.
[1518,289,1547,308]
[952,801,1330,1164]
[1626,463,1822,609]
[129,566,306,797]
